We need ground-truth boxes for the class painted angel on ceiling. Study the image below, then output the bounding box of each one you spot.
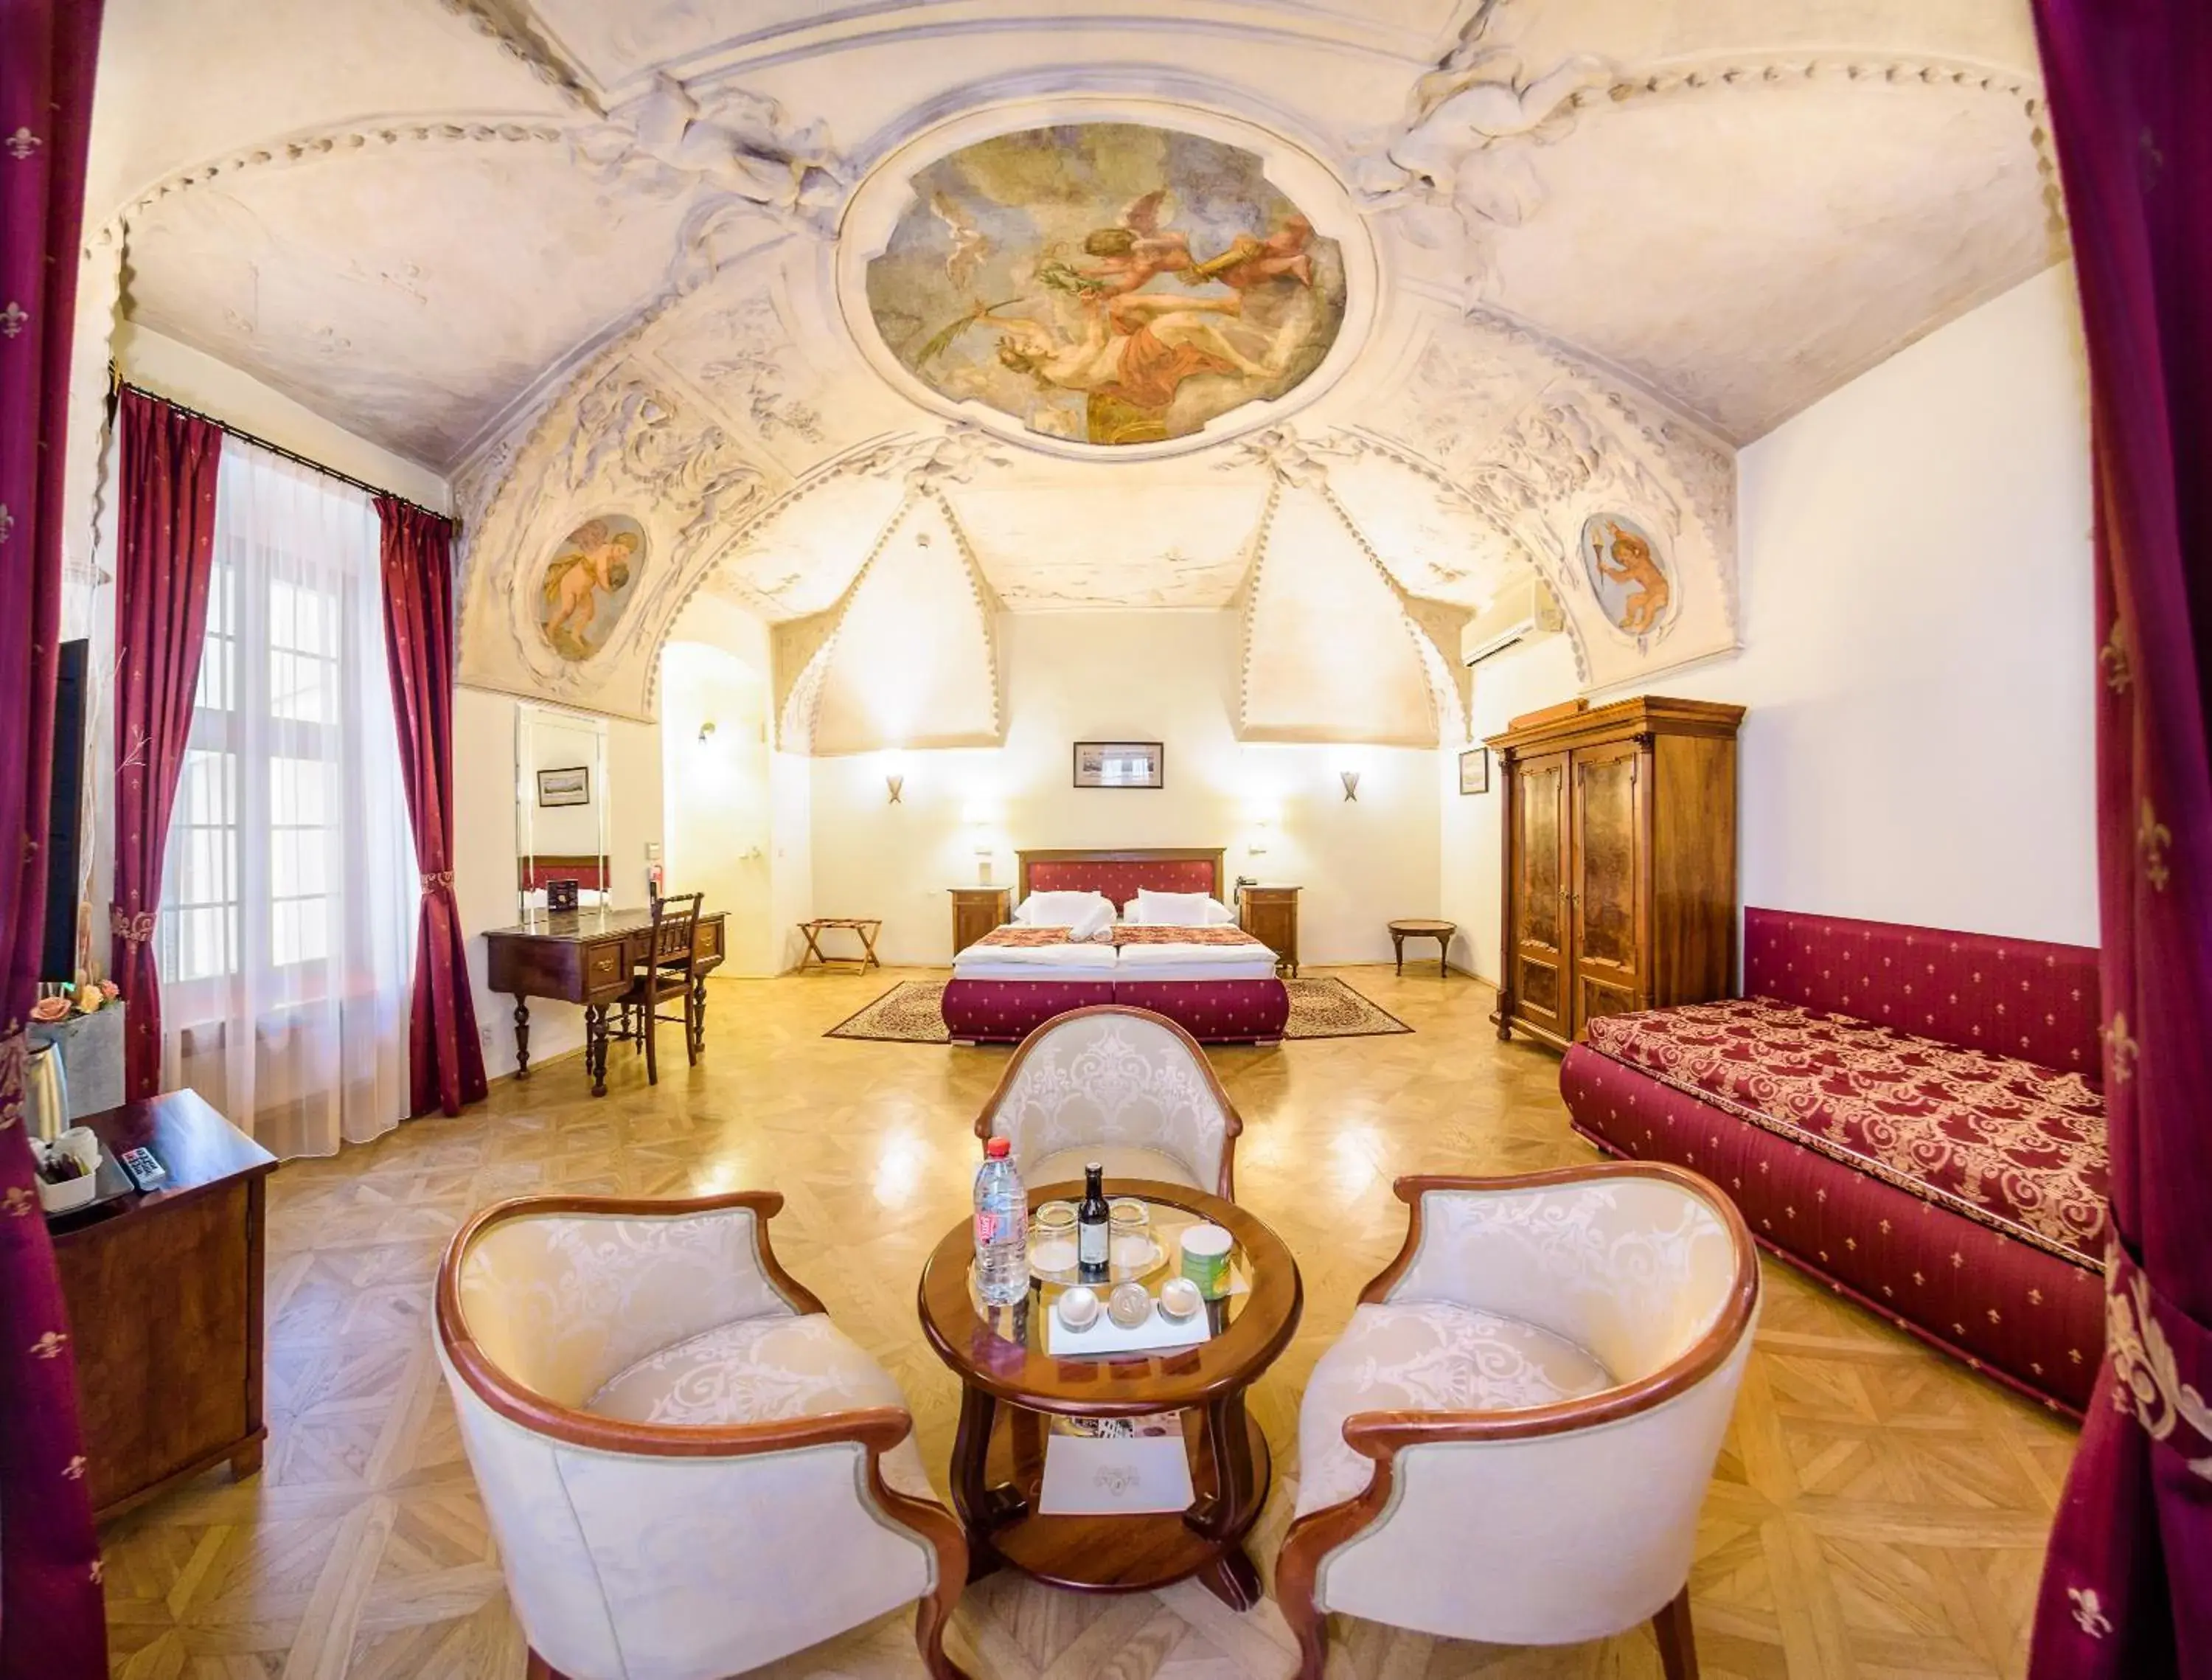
[929,191,992,289]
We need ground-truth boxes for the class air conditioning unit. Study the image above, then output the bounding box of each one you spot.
[1461,577,1565,667]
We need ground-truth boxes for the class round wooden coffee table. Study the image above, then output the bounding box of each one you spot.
[916,1180,1302,1609]
[1388,918,1456,977]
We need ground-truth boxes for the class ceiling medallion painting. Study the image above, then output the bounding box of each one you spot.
[863,122,1347,448]
[1579,513,1676,648]
[538,514,646,661]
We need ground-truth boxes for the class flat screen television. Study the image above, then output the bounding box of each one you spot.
[42,638,88,981]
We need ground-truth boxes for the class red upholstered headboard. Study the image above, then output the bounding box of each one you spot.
[1743,907,2101,1083]
[1018,847,1224,906]
[518,854,609,891]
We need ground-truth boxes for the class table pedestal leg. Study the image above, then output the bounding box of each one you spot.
[690,976,707,1058]
[950,1384,1026,1580]
[1392,932,1405,975]
[512,999,531,1078]
[1187,1388,1264,1610]
[584,1004,608,1097]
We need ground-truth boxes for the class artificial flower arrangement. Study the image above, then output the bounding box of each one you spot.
[29,979,120,1024]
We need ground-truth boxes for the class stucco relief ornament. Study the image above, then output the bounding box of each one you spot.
[1351,0,1612,300]
[574,74,844,236]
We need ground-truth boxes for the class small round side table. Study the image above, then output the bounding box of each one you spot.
[916,1180,1302,1609]
[1388,918,1456,977]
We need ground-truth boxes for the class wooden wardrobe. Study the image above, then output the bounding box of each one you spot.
[1487,695,1745,1052]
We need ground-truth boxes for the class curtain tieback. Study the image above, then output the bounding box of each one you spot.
[420,871,454,895]
[2105,1240,2212,1482]
[108,906,157,949]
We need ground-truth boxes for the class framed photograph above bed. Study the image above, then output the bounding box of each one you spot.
[1074,740,1164,789]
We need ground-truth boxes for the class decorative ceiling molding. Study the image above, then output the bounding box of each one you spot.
[772,485,1005,754]
[433,0,603,114]
[1349,1,1613,304]
[1590,52,2062,243]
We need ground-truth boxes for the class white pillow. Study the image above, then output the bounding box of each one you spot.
[1132,889,1233,928]
[1015,891,1115,940]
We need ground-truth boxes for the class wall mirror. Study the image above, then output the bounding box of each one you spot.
[515,703,611,921]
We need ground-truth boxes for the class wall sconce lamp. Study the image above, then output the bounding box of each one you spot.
[886,773,905,805]
[698,720,717,743]
[1340,769,1360,802]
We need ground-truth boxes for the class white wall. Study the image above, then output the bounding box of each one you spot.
[108,324,450,510]
[455,687,664,1076]
[660,641,777,974]
[808,610,1443,967]
[1441,264,2098,978]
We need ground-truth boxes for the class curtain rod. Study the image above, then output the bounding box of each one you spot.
[108,365,455,527]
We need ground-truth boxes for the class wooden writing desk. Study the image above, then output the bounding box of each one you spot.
[484,906,727,1096]
[49,1089,277,1520]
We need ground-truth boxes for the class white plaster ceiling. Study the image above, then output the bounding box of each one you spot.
[83,0,2061,737]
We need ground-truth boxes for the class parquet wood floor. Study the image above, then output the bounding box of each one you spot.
[97,967,2076,1680]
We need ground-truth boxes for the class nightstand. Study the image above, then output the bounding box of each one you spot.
[950,884,1013,956]
[1237,884,1301,978]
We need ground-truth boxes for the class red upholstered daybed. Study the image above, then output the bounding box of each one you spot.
[1561,907,2107,1415]
[940,847,1290,1046]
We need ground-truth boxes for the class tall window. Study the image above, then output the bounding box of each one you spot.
[156,439,415,1158]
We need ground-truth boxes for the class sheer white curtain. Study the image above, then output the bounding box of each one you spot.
[156,438,415,1158]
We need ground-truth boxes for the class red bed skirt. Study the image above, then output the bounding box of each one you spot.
[1562,1044,2103,1417]
[941,977,1289,1045]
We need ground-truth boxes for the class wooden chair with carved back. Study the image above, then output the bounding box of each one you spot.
[616,892,702,1086]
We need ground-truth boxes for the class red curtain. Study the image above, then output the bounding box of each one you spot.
[109,391,222,1102]
[2028,4,2212,1676]
[0,0,108,1672]
[377,498,487,1117]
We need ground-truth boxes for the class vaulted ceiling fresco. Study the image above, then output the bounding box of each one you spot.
[76,0,2059,743]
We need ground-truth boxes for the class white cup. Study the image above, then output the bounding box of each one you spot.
[1056,1285,1102,1330]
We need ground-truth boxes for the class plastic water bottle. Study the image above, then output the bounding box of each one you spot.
[974,1136,1029,1306]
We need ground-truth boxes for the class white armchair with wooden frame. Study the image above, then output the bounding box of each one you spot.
[434,1191,970,1680]
[973,1004,1243,1198]
[1276,1164,1759,1679]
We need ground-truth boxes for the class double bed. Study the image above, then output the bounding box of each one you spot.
[942,847,1291,1045]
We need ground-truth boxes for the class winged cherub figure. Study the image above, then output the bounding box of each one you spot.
[1593,521,1670,636]
[929,190,992,289]
[1068,190,1195,294]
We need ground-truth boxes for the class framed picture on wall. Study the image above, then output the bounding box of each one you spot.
[1458,747,1490,795]
[1074,741,1164,789]
[538,766,591,807]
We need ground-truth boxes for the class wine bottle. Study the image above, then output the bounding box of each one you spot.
[1077,1161,1110,1285]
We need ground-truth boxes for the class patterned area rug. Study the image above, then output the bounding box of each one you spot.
[824,976,1412,1043]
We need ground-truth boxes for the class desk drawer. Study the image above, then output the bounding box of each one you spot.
[585,942,627,990]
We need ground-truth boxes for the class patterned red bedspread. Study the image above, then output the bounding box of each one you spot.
[1585,997,2108,1264]
[974,925,1099,948]
[1107,926,1265,948]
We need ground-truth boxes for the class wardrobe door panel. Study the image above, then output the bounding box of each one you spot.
[1571,741,1646,1036]
[1511,752,1572,1042]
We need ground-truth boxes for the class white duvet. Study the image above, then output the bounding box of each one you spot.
[1110,939,1279,977]
[950,939,1118,972]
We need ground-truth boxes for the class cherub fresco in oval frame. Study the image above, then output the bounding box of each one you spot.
[536,514,647,663]
[864,122,1349,448]
[1579,513,1677,648]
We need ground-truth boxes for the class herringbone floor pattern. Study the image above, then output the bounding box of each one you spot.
[98,966,2076,1679]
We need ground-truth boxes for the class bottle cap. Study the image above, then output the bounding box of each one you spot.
[986,1137,1011,1159]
